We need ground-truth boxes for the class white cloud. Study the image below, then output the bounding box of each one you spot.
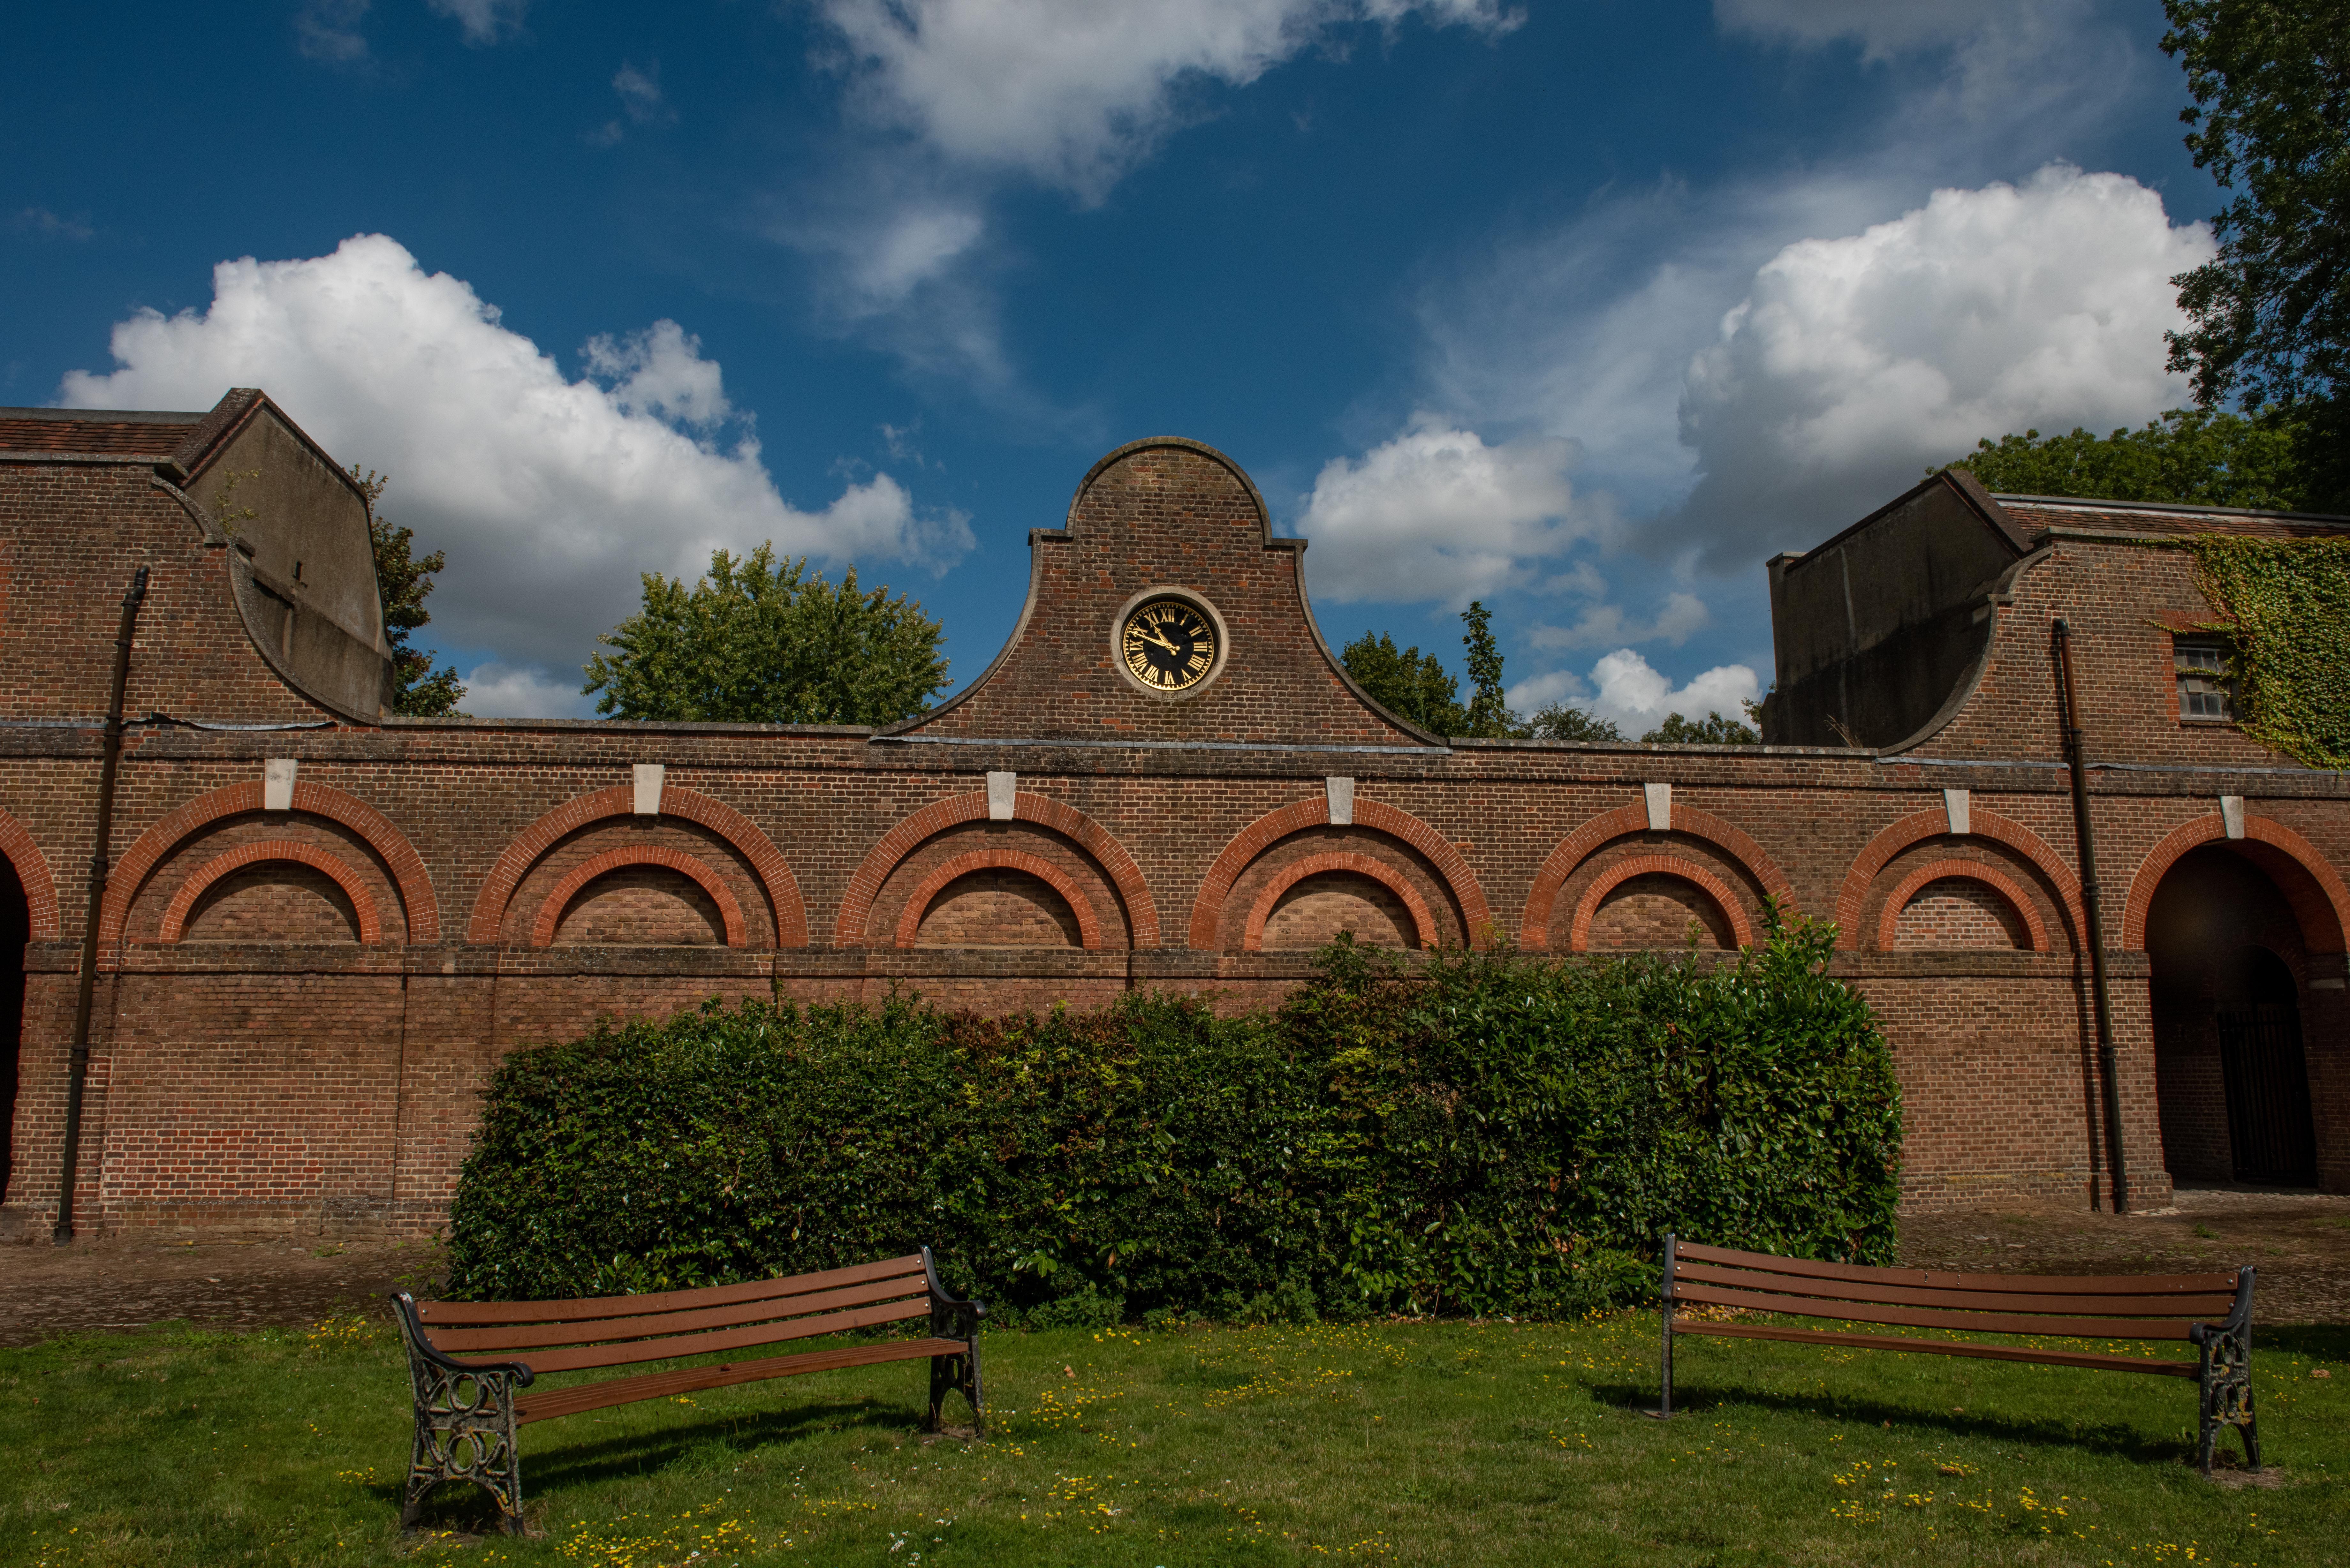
[58,234,970,673]
[428,0,528,46]
[14,207,94,242]
[1669,164,2212,568]
[459,662,595,720]
[295,0,370,63]
[818,0,1518,200]
[1529,591,1709,652]
[581,320,732,431]
[1297,418,1600,605]
[1507,650,1758,734]
[613,62,671,125]
[591,61,677,146]
[1716,0,2017,59]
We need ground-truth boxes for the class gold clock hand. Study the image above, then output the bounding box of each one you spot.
[1137,628,1181,653]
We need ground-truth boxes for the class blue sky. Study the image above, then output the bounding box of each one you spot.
[3,2,2221,724]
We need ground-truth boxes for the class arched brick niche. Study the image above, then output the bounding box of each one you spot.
[105,782,433,951]
[160,840,384,945]
[1872,858,2051,953]
[839,792,1153,952]
[469,784,806,949]
[1836,807,2082,953]
[1191,797,1489,953]
[1520,800,1792,953]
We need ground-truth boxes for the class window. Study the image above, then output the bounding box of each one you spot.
[2175,639,2237,722]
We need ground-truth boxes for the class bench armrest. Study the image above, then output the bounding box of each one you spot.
[920,1247,987,1338]
[2187,1264,2256,1346]
[387,1292,537,1385]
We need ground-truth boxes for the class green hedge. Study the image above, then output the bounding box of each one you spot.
[443,915,1901,1320]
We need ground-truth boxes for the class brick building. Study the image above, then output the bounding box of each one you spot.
[2,390,2345,1240]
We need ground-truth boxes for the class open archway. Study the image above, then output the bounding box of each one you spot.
[0,854,24,1204]
[2146,846,2323,1185]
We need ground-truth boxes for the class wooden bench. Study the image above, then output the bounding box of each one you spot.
[387,1248,984,1531]
[1652,1235,2259,1473]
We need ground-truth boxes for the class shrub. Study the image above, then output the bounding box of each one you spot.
[443,914,1901,1320]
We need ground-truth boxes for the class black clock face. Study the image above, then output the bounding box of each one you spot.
[1121,598,1219,692]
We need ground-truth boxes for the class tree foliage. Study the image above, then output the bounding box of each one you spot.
[1341,629,1469,734]
[583,544,950,724]
[1933,407,2309,510]
[2161,1,2350,510]
[1342,601,1573,739]
[350,467,465,717]
[443,917,1902,1320]
[1460,600,1510,736]
[1642,710,1760,745]
[1521,703,1624,743]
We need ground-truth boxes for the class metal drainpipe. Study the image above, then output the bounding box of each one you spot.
[2052,617,2129,1215]
[53,566,149,1244]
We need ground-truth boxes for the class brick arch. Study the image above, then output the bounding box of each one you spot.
[1834,807,2086,952]
[100,780,437,951]
[1568,855,1755,953]
[159,840,384,945]
[467,784,805,946]
[1520,801,1795,950]
[892,849,1107,950]
[835,791,1157,947]
[530,847,747,948]
[0,806,60,941]
[1189,796,1491,951]
[1242,851,1437,952]
[1873,858,2051,954]
[2123,813,2350,955]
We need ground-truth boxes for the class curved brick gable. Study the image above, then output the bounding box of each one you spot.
[901,439,1432,747]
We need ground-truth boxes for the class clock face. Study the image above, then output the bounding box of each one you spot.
[1120,597,1219,692]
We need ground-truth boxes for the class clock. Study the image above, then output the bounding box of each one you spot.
[1119,596,1220,693]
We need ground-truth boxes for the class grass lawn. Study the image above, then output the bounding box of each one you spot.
[3,1309,2342,1568]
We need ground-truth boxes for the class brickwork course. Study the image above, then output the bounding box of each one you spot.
[3,409,2348,1243]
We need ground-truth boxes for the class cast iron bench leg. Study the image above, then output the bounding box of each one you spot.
[392,1298,529,1532]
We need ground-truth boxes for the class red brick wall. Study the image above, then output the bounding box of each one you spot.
[4,442,2348,1240]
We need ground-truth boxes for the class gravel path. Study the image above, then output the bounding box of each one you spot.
[2,1183,2344,1348]
[1898,1183,2350,1324]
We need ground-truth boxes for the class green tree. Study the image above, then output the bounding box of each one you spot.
[1520,703,1624,743]
[2161,1,2350,510]
[583,544,949,724]
[1642,710,1759,745]
[1933,407,2308,510]
[1341,630,1468,734]
[1459,600,1511,736]
[350,467,466,717]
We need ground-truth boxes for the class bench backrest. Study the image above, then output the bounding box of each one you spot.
[1665,1239,2244,1342]
[413,1253,935,1375]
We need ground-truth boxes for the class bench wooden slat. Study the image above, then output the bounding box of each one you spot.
[451,1296,933,1375]
[425,1275,930,1355]
[1671,1260,2237,1320]
[514,1337,970,1425]
[1673,1281,2198,1340]
[1672,1241,2235,1295]
[1673,1317,2201,1377]
[417,1254,928,1326]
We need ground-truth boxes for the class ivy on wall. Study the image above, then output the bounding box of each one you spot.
[2182,535,2350,770]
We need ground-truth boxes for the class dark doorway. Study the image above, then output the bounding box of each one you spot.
[2147,846,2322,1186]
[0,856,27,1203]
[2214,946,2318,1183]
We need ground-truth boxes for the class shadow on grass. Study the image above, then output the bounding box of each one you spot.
[392,1394,932,1533]
[1596,1380,2202,1465]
